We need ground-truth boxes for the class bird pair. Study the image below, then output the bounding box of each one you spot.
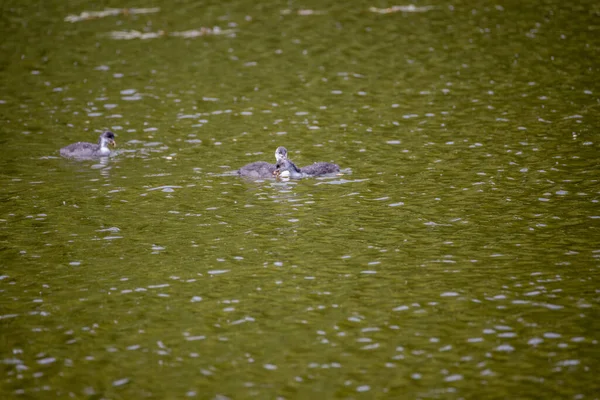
[237,146,340,179]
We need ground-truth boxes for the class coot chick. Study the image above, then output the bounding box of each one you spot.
[238,146,287,178]
[300,161,341,176]
[60,131,116,159]
[274,158,340,179]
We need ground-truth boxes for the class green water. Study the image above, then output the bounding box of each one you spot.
[1,0,599,398]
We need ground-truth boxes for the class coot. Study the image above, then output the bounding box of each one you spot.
[238,146,288,178]
[274,158,340,179]
[60,131,116,159]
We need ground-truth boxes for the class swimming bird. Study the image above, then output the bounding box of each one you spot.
[274,158,340,179]
[60,131,116,159]
[238,146,288,178]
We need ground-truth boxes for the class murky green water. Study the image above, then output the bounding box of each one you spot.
[1,0,599,398]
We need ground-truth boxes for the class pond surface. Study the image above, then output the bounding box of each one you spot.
[1,0,599,398]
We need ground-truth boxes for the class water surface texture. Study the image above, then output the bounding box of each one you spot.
[1,0,599,398]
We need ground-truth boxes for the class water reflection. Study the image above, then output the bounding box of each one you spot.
[90,156,110,175]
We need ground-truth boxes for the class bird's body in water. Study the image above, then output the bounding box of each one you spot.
[237,146,288,178]
[60,131,116,159]
[274,158,340,179]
